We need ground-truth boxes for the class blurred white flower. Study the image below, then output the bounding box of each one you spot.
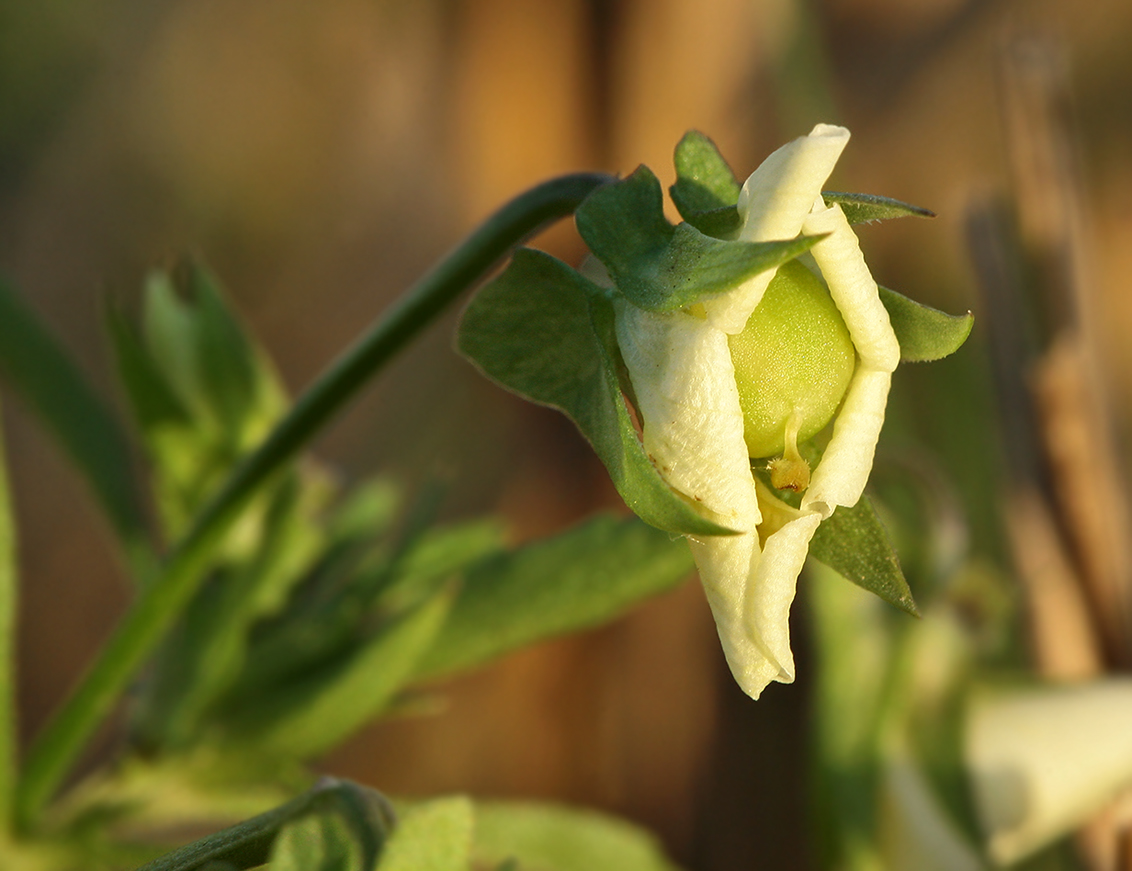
[615,124,899,698]
[967,679,1132,864]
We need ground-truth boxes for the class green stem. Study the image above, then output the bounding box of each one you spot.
[0,407,17,833]
[14,172,613,828]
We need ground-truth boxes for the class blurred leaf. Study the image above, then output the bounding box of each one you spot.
[0,407,15,824]
[269,808,367,871]
[417,514,694,679]
[125,263,289,544]
[227,589,453,760]
[134,780,393,871]
[0,275,151,569]
[879,287,973,363]
[575,165,822,312]
[472,802,681,871]
[807,564,892,871]
[459,247,732,537]
[327,480,401,543]
[822,192,936,224]
[106,301,193,434]
[669,130,743,237]
[810,497,917,616]
[141,264,283,444]
[138,472,331,751]
[377,797,473,871]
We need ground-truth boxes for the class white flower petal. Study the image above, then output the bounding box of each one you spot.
[689,513,820,700]
[614,302,759,529]
[705,124,851,335]
[803,367,892,515]
[967,680,1132,865]
[803,202,901,372]
[744,512,822,685]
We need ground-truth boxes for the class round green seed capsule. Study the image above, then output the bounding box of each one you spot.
[728,259,856,459]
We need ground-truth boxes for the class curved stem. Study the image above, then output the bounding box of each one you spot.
[15,172,614,828]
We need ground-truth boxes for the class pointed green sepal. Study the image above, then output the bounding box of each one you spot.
[810,496,918,616]
[879,286,973,362]
[669,130,743,237]
[821,191,936,224]
[458,248,735,537]
[576,166,823,312]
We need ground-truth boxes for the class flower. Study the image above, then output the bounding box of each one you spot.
[614,124,900,699]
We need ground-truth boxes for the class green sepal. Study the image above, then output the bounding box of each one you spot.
[576,165,823,312]
[134,779,394,871]
[377,797,474,871]
[879,286,973,362]
[669,130,742,237]
[810,496,918,616]
[458,247,734,537]
[416,514,694,679]
[821,191,935,224]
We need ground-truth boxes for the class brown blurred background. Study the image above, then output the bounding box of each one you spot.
[3,0,1132,868]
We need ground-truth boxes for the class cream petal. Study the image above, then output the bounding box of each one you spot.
[689,512,820,700]
[744,512,822,688]
[803,203,901,372]
[614,302,760,529]
[803,367,892,515]
[705,124,851,335]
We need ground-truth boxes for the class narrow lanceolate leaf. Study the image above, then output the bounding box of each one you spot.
[377,797,474,871]
[105,302,192,434]
[136,780,394,871]
[576,166,821,312]
[821,191,936,224]
[879,286,973,363]
[473,802,682,871]
[458,247,732,537]
[670,129,742,237]
[0,409,16,829]
[0,277,151,571]
[227,589,452,760]
[416,514,695,679]
[810,496,918,616]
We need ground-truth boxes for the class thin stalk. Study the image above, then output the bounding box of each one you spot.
[0,407,16,833]
[14,172,613,828]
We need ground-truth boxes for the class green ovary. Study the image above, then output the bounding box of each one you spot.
[728,259,856,459]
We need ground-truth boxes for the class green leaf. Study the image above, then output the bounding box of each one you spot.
[377,797,474,871]
[0,275,152,571]
[137,472,331,751]
[575,165,822,312]
[106,301,193,434]
[810,496,918,616]
[669,130,742,236]
[134,780,394,871]
[141,262,286,447]
[416,514,695,679]
[878,286,973,363]
[472,802,682,871]
[458,247,733,537]
[821,191,935,224]
[226,589,453,759]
